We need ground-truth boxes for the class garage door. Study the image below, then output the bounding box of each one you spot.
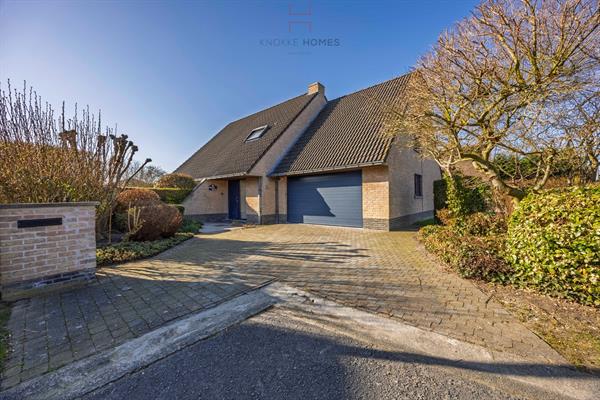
[287,171,363,227]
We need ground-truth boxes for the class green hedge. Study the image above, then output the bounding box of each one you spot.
[419,213,511,281]
[126,187,192,204]
[505,185,600,306]
[433,179,447,223]
[155,173,196,190]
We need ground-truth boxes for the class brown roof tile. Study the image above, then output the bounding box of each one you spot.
[175,93,317,179]
[272,74,411,176]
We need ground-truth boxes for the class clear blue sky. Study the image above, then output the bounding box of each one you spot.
[0,0,477,171]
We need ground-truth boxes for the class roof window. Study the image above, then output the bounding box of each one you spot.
[245,125,269,142]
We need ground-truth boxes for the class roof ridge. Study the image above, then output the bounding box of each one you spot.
[229,92,316,124]
[330,71,413,102]
[244,92,319,174]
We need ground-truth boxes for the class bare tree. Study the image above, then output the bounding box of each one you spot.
[397,0,599,202]
[124,161,166,186]
[0,80,150,236]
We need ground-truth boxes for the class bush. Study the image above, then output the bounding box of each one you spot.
[155,173,196,190]
[150,188,192,204]
[460,212,507,236]
[433,179,447,223]
[505,185,600,306]
[179,218,202,233]
[115,188,161,212]
[444,174,489,218]
[420,222,511,281]
[127,203,183,241]
[97,233,192,266]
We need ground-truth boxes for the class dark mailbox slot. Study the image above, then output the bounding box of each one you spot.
[17,218,63,228]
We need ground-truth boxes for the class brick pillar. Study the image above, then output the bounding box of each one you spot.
[362,166,390,230]
[0,202,98,300]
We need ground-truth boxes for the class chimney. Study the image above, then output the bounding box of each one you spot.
[307,82,325,96]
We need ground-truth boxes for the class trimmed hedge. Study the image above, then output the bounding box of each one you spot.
[115,188,160,212]
[505,185,600,306]
[126,187,192,204]
[155,173,196,190]
[128,203,182,241]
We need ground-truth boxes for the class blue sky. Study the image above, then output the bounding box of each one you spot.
[0,0,477,171]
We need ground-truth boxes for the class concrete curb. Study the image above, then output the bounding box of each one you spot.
[3,282,597,400]
[264,283,600,400]
[0,288,277,400]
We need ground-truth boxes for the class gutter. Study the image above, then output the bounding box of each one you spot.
[269,161,387,177]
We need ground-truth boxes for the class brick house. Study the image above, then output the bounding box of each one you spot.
[175,74,441,230]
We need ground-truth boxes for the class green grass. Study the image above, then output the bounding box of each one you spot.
[0,303,11,370]
[97,233,193,266]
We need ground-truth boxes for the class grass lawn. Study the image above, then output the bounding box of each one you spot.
[97,232,194,266]
[0,302,11,370]
[475,281,600,376]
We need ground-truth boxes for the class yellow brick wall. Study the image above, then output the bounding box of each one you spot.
[244,177,260,221]
[278,176,287,217]
[182,179,228,216]
[362,166,390,220]
[0,203,97,300]
[387,140,441,220]
[261,177,277,216]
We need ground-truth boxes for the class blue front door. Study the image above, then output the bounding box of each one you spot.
[287,171,363,227]
[228,180,241,219]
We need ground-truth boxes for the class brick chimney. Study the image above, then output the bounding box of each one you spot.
[307,82,325,96]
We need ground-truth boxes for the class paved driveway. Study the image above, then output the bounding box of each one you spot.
[2,224,562,390]
[170,224,560,361]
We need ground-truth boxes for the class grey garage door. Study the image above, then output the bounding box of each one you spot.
[287,171,363,228]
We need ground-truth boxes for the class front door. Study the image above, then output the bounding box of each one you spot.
[228,179,241,219]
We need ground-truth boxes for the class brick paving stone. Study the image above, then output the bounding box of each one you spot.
[1,224,562,390]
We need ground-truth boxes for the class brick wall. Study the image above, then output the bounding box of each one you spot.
[277,176,287,223]
[387,139,441,228]
[362,166,391,230]
[182,179,228,221]
[0,202,98,300]
[244,177,260,224]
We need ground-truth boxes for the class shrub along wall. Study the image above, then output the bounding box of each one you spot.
[505,185,599,306]
[125,187,192,204]
[115,188,183,241]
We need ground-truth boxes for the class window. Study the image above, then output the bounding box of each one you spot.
[414,174,423,198]
[245,125,268,142]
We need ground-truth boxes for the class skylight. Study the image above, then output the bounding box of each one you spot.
[245,125,268,142]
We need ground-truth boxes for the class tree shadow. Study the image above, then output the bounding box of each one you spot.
[83,312,599,400]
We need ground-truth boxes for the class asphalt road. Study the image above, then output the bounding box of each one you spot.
[82,308,547,400]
